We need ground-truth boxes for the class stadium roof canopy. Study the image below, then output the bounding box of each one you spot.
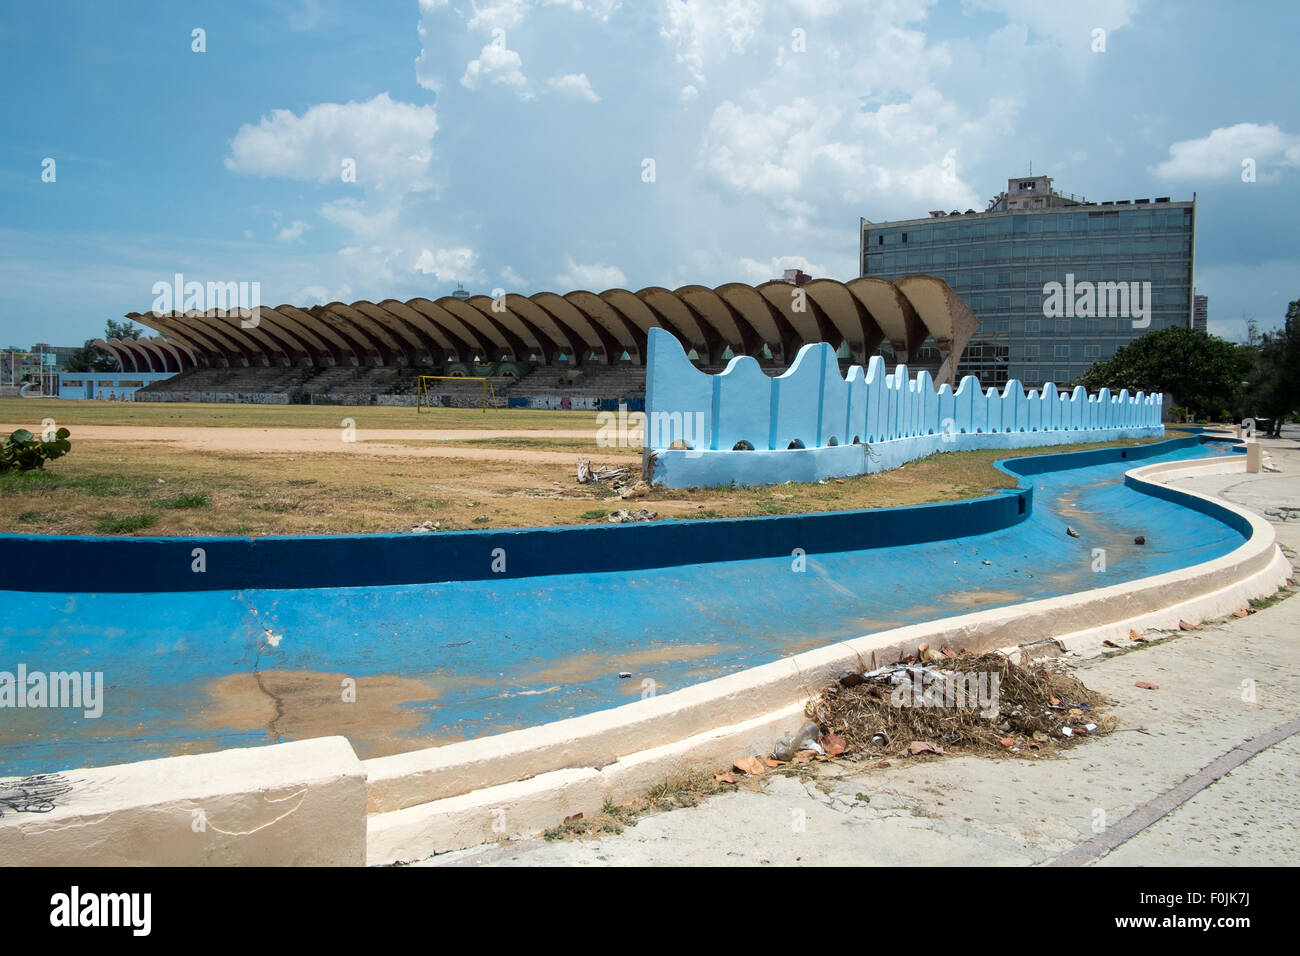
[129,275,979,387]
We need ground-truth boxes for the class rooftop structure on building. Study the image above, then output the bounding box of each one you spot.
[861,173,1196,389]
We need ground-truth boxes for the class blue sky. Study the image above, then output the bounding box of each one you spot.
[2,0,1297,349]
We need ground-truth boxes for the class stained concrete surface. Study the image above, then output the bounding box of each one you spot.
[419,430,1300,867]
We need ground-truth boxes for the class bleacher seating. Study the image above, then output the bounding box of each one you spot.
[133,362,647,407]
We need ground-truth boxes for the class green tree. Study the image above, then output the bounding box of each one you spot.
[105,318,141,341]
[1242,298,1300,434]
[1077,326,1250,419]
[63,340,118,372]
[64,319,145,372]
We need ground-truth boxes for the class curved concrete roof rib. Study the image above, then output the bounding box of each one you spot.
[147,336,191,372]
[352,300,432,364]
[636,287,712,355]
[128,313,222,366]
[254,306,334,366]
[676,284,751,354]
[276,305,359,365]
[465,294,565,363]
[321,302,405,365]
[444,296,535,360]
[126,277,977,383]
[714,283,787,356]
[505,294,585,360]
[755,280,823,349]
[846,276,927,363]
[895,274,981,387]
[406,298,498,356]
[92,338,134,372]
[602,289,685,347]
[131,337,173,372]
[563,290,642,356]
[376,299,460,359]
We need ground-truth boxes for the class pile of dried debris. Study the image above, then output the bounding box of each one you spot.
[807,651,1113,759]
[576,458,631,484]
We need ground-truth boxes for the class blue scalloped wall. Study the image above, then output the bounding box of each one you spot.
[644,327,1164,487]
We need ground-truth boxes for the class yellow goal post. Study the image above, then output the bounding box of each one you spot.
[416,375,497,413]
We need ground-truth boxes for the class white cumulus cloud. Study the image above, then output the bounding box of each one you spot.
[276,220,310,242]
[548,72,600,102]
[461,42,533,99]
[415,246,479,282]
[554,256,627,289]
[1152,122,1300,181]
[225,93,439,195]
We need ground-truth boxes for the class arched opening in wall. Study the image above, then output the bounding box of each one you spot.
[732,440,754,450]
[787,439,805,450]
[669,439,694,451]
[721,346,735,361]
[852,435,861,444]
[758,343,775,368]
[827,436,839,446]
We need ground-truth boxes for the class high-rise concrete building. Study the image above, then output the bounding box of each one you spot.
[860,175,1196,388]
[1193,293,1209,333]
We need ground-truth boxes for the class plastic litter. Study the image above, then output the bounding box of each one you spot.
[771,720,824,761]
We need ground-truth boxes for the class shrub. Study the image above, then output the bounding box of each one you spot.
[0,427,71,473]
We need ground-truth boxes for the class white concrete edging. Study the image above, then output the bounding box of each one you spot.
[0,736,367,866]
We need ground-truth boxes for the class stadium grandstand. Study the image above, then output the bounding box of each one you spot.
[115,275,979,408]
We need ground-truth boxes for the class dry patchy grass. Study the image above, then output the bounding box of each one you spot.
[0,401,1165,536]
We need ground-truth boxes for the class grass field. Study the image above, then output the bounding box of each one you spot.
[0,398,1168,536]
[2,397,580,431]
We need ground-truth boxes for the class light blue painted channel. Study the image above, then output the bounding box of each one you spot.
[0,437,1244,777]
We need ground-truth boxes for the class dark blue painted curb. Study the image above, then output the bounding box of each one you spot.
[0,436,1230,593]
